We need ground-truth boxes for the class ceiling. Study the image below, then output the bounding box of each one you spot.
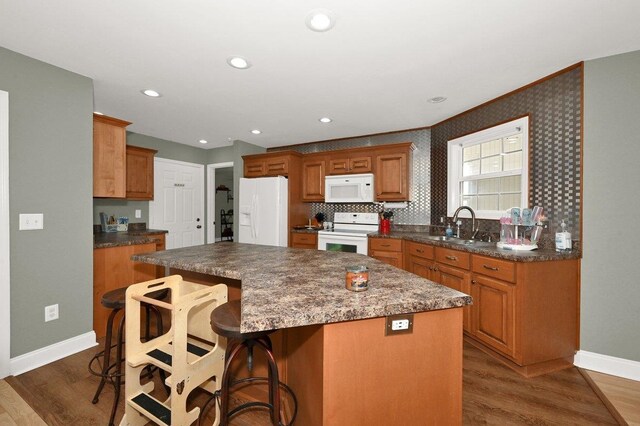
[1,1,640,149]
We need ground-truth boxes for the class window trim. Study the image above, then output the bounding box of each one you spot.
[447,116,529,220]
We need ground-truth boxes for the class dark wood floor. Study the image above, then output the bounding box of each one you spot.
[6,341,616,425]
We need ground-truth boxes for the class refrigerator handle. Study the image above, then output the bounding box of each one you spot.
[251,194,258,239]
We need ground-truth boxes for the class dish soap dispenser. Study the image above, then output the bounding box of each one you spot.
[555,220,572,252]
[445,223,453,237]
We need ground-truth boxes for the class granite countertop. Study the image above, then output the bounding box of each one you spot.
[369,231,581,262]
[94,229,167,249]
[131,243,472,333]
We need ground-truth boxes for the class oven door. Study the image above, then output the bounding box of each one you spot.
[317,233,368,255]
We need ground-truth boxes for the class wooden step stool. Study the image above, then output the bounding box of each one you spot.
[119,275,228,426]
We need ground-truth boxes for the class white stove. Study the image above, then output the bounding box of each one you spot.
[317,212,379,255]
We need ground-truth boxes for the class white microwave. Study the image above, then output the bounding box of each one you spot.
[325,173,374,203]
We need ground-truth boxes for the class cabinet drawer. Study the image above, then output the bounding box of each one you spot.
[369,237,402,252]
[472,255,516,283]
[291,232,317,247]
[405,241,434,260]
[435,247,470,270]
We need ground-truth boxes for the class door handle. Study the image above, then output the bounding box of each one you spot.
[196,225,202,229]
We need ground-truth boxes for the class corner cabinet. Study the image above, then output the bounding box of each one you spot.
[93,114,131,198]
[126,145,157,200]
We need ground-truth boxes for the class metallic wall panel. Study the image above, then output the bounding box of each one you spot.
[431,67,582,240]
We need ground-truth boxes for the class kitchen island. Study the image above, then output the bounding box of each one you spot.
[132,243,472,425]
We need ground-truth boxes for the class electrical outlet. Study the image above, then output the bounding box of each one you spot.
[385,314,414,335]
[45,304,59,322]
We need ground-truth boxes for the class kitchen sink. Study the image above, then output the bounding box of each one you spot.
[421,235,496,248]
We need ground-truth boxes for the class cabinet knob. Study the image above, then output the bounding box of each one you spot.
[434,267,438,272]
[471,279,477,284]
[416,249,424,253]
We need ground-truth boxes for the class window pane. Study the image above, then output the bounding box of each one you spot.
[463,160,480,177]
[500,193,521,210]
[503,135,522,152]
[461,180,477,195]
[461,195,477,210]
[477,177,499,194]
[500,175,521,192]
[463,144,480,161]
[482,139,501,157]
[478,194,499,211]
[503,151,522,171]
[481,156,501,174]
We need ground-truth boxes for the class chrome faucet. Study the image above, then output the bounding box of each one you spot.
[452,206,480,239]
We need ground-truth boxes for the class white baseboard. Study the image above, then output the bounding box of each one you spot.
[10,331,98,376]
[575,350,640,381]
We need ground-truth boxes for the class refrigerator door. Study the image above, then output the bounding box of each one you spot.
[239,177,288,246]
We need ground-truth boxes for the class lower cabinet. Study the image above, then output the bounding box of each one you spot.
[93,243,157,338]
[369,237,403,268]
[402,240,579,377]
[290,232,318,249]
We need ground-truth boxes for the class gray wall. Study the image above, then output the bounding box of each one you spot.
[1,47,94,357]
[583,50,640,362]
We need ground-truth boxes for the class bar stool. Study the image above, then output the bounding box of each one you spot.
[210,300,295,426]
[89,286,168,426]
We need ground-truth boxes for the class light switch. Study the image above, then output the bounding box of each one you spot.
[19,213,44,230]
[135,209,142,219]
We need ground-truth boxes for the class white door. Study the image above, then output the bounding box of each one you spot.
[151,158,205,249]
[0,90,10,378]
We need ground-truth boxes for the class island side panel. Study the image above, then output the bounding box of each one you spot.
[286,307,463,426]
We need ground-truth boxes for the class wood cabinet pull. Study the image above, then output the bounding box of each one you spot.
[434,267,439,272]
[416,249,424,253]
[381,243,390,247]
[445,255,457,261]
[483,264,499,271]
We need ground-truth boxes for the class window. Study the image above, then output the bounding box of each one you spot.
[447,117,529,219]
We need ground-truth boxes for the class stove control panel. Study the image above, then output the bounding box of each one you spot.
[334,212,379,225]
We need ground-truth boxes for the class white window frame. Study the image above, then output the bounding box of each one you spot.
[447,116,529,220]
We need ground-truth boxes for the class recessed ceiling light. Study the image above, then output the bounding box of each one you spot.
[94,111,104,115]
[428,96,447,103]
[199,139,208,144]
[319,117,332,123]
[305,9,336,32]
[251,129,262,135]
[142,89,161,98]
[227,56,251,69]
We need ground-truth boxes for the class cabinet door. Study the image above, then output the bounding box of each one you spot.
[265,156,289,176]
[349,156,373,173]
[244,159,266,177]
[405,255,438,281]
[328,158,350,175]
[302,159,325,201]
[371,250,403,268]
[126,146,156,200]
[375,152,408,201]
[471,274,516,357]
[437,264,471,332]
[93,115,129,198]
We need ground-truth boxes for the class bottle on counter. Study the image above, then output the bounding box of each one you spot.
[445,223,453,237]
[555,219,572,252]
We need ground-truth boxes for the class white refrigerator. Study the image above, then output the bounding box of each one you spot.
[238,176,288,247]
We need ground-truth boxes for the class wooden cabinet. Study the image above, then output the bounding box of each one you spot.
[328,155,372,175]
[243,152,299,177]
[146,233,166,251]
[302,156,326,202]
[375,149,411,201]
[93,114,131,198]
[470,274,515,357]
[404,241,438,281]
[93,243,156,338]
[126,145,157,200]
[290,232,318,249]
[369,237,403,268]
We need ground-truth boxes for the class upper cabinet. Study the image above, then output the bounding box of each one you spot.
[374,144,413,201]
[327,155,373,175]
[126,145,157,200]
[93,114,130,198]
[302,154,326,202]
[243,151,301,178]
